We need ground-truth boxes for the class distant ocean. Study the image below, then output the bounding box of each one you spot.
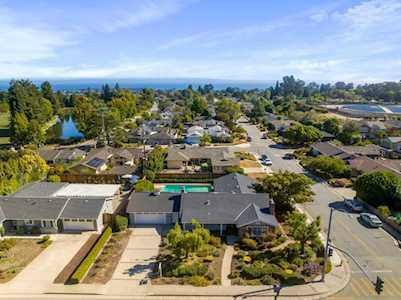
[0,78,275,92]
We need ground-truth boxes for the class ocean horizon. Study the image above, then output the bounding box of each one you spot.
[0,78,275,92]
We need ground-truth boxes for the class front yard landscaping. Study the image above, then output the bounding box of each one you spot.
[0,236,52,282]
[83,230,130,284]
[151,221,225,286]
[229,212,329,286]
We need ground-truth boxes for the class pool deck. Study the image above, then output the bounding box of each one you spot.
[154,183,212,189]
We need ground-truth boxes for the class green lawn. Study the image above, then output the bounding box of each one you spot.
[0,112,10,145]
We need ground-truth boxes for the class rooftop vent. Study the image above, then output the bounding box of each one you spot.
[204,200,211,206]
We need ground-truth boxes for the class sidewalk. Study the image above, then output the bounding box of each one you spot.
[221,246,234,287]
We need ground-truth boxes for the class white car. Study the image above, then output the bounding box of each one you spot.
[360,213,383,228]
[344,199,363,212]
[261,158,272,166]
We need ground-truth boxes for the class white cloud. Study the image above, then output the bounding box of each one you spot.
[0,7,75,63]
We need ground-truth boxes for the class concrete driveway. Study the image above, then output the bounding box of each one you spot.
[111,226,163,283]
[0,233,90,294]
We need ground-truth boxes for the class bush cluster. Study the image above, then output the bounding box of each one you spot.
[174,262,208,277]
[70,226,112,284]
[114,215,128,232]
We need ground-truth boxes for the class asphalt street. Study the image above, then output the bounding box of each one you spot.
[239,121,401,299]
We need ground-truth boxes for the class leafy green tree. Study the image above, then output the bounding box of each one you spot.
[191,95,209,116]
[283,124,322,145]
[256,171,314,214]
[41,81,60,113]
[200,133,211,146]
[215,98,241,129]
[287,211,321,254]
[72,96,102,139]
[137,88,155,112]
[355,171,401,207]
[305,156,351,179]
[338,120,361,145]
[110,127,128,147]
[135,179,154,192]
[322,118,340,135]
[101,84,113,102]
[146,145,167,173]
[109,90,137,120]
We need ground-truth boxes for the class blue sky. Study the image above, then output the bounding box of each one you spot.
[0,0,400,82]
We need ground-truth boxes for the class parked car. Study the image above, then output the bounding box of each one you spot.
[261,156,272,166]
[359,213,383,228]
[344,199,363,212]
[283,153,295,160]
[247,136,252,142]
[260,154,268,161]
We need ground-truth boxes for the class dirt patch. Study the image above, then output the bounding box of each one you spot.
[0,238,45,283]
[53,234,99,284]
[240,160,260,168]
[83,230,130,284]
[247,173,267,180]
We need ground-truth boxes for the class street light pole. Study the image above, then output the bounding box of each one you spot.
[321,208,334,282]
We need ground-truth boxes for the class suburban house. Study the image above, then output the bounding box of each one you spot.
[0,182,122,234]
[311,141,385,160]
[126,191,278,238]
[269,120,295,133]
[39,148,86,165]
[128,120,177,145]
[180,193,278,237]
[382,137,401,153]
[359,121,386,139]
[184,120,231,144]
[348,157,401,180]
[213,173,256,193]
[165,145,240,174]
[72,146,142,175]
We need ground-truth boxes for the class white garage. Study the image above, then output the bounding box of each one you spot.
[131,213,167,224]
[63,218,96,231]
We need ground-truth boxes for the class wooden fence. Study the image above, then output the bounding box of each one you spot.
[60,174,121,184]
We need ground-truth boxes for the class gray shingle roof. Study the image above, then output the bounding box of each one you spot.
[235,203,279,227]
[213,173,255,193]
[60,198,106,219]
[127,192,181,213]
[166,146,239,166]
[311,142,344,156]
[11,182,68,198]
[181,193,273,225]
[0,197,68,220]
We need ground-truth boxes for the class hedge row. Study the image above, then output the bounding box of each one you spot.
[154,178,213,183]
[70,226,112,284]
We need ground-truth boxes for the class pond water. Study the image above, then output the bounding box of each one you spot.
[47,114,84,140]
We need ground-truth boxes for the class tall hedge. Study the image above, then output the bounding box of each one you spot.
[70,226,112,284]
[355,171,401,207]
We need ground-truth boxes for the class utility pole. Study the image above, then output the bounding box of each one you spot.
[321,208,334,282]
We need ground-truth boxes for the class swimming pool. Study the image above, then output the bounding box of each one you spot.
[160,184,212,193]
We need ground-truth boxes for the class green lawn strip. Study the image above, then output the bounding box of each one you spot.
[70,226,112,284]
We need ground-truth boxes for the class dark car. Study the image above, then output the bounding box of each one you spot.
[344,199,363,212]
[283,153,295,160]
[247,136,252,142]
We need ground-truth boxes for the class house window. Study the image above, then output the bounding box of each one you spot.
[26,220,33,225]
[251,227,262,236]
[86,219,92,222]
[64,218,70,222]
[71,219,77,222]
[79,219,85,222]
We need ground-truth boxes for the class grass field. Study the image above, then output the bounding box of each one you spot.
[0,112,10,145]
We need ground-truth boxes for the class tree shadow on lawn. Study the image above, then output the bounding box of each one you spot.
[123,262,155,277]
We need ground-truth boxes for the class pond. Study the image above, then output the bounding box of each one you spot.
[47,114,84,141]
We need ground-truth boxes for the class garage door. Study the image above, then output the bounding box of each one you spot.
[134,213,166,224]
[63,219,96,231]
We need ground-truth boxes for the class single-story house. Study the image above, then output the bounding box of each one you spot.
[382,137,401,153]
[359,121,386,139]
[310,142,353,160]
[147,131,176,146]
[127,192,180,225]
[213,173,255,193]
[39,148,86,165]
[12,182,121,213]
[341,144,386,159]
[348,156,401,181]
[0,196,107,233]
[181,193,278,237]
[166,145,240,174]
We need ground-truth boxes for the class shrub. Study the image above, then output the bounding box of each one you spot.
[114,215,128,232]
[0,239,16,251]
[196,244,218,257]
[205,271,215,280]
[261,275,278,285]
[143,169,155,182]
[228,271,240,279]
[209,235,221,248]
[47,175,61,182]
[16,226,24,235]
[135,179,154,192]
[70,226,112,284]
[377,205,391,218]
[243,256,252,264]
[38,235,50,244]
[262,232,276,243]
[204,255,214,262]
[0,226,5,237]
[225,166,245,174]
[241,238,257,250]
[30,226,41,235]
[242,261,275,279]
[175,262,208,277]
[305,156,351,179]
[187,275,210,287]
